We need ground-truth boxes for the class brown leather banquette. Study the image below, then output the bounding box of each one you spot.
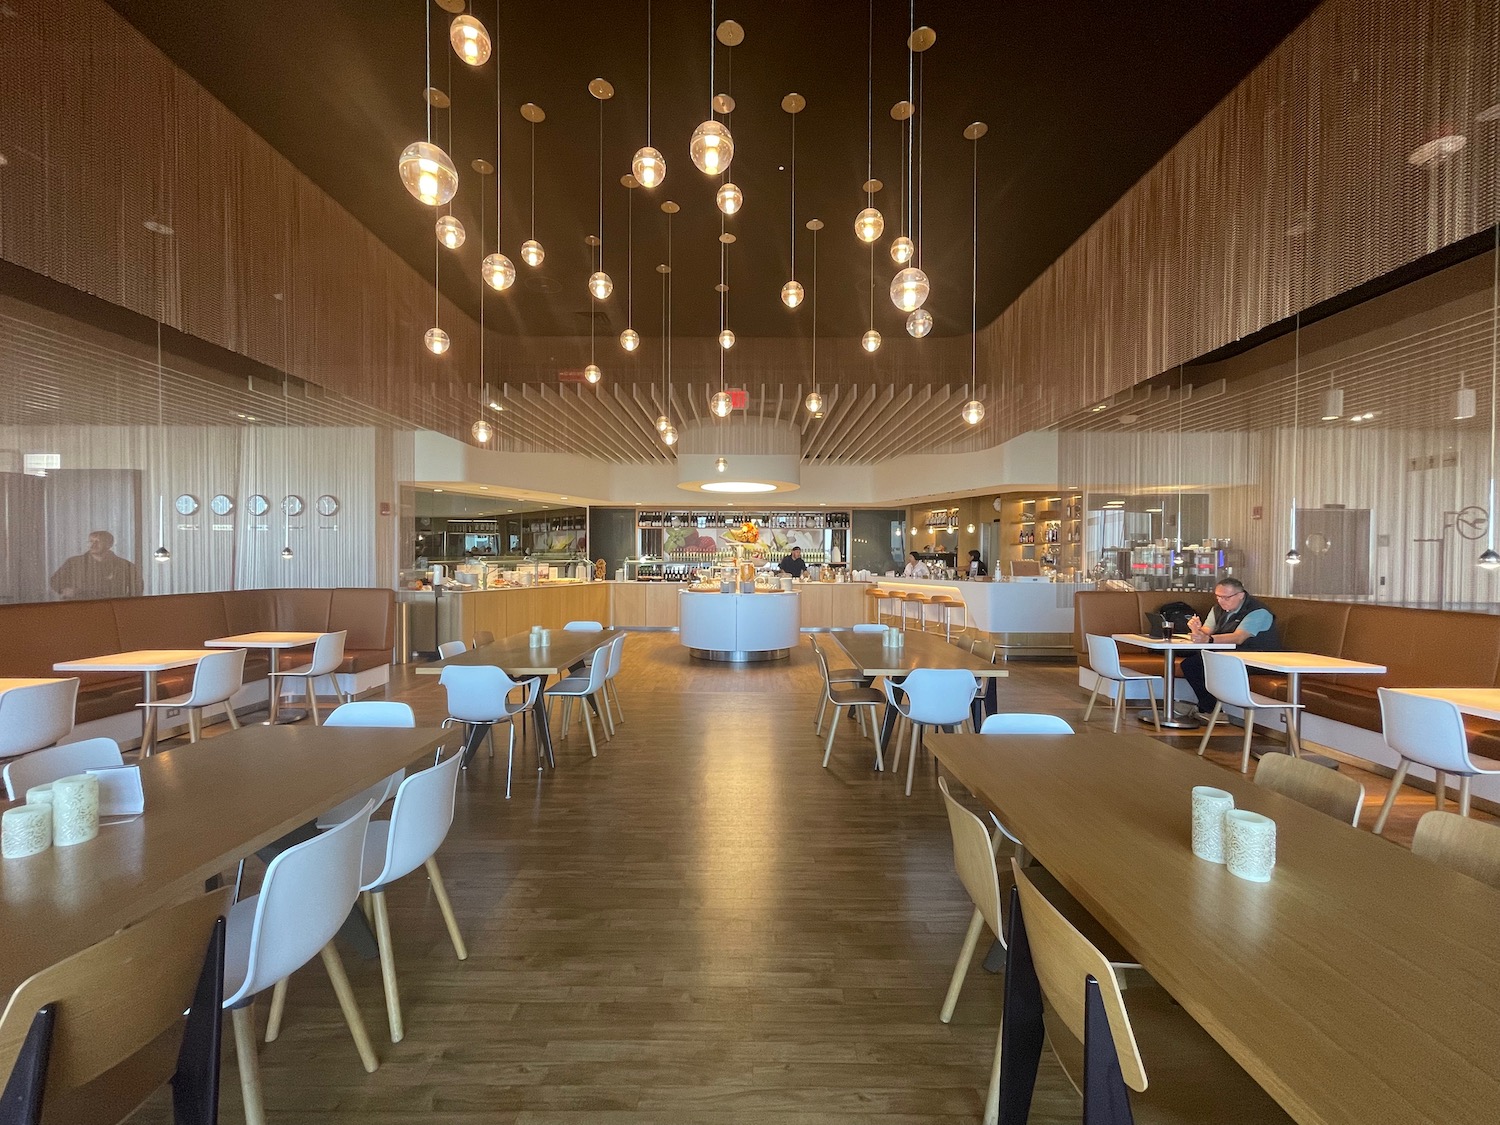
[0,588,396,724]
[1074,590,1500,752]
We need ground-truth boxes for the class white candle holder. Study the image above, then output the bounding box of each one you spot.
[2,805,52,858]
[1190,786,1235,863]
[52,773,100,847]
[1224,809,1277,882]
[25,784,55,808]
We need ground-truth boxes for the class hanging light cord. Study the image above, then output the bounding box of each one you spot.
[424,1,433,143]
[529,121,537,240]
[1291,311,1301,545]
[708,0,716,113]
[627,182,634,326]
[480,163,486,414]
[645,0,653,146]
[494,29,501,248]
[667,209,674,416]
[720,215,728,394]
[916,49,925,268]
[906,0,915,236]
[811,225,818,395]
[789,112,797,277]
[1489,224,1499,552]
[597,98,605,274]
[970,131,978,399]
[865,0,873,188]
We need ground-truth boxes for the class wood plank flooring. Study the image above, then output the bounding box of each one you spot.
[138,632,1489,1124]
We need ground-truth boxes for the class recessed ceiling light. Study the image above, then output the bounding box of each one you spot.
[560,496,568,500]
[1407,134,1466,166]
[433,488,444,492]
[479,486,488,490]
[488,401,504,411]
[143,219,174,235]
[701,481,778,493]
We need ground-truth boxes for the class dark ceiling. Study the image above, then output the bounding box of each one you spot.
[106,1,1320,343]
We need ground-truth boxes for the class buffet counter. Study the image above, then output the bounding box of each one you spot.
[679,589,800,662]
[398,583,609,659]
[607,580,869,630]
[874,578,1089,654]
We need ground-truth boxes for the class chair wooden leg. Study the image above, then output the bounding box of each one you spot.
[1434,770,1447,812]
[581,704,598,757]
[822,706,843,767]
[264,978,288,1043]
[599,691,614,740]
[1459,775,1473,817]
[869,707,885,771]
[1111,681,1124,733]
[940,907,986,1023]
[225,704,241,730]
[1083,678,1101,722]
[1145,682,1161,732]
[905,723,921,796]
[1372,759,1411,835]
[369,889,404,1043]
[1196,704,1222,756]
[188,708,202,743]
[230,1003,267,1125]
[426,856,468,960]
[609,681,625,723]
[1240,708,1256,773]
[307,682,321,726]
[984,1010,1004,1125]
[321,942,379,1069]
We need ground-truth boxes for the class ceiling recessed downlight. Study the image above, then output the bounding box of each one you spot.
[700,481,779,493]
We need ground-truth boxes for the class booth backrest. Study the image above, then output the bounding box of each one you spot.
[1256,597,1349,657]
[113,593,231,652]
[0,600,124,682]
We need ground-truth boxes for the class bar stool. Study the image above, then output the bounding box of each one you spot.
[899,591,931,631]
[926,595,965,642]
[865,587,895,625]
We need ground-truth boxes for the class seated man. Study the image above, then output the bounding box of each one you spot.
[778,546,808,579]
[1179,577,1281,717]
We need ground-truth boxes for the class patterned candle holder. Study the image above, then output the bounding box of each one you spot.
[25,784,54,808]
[52,774,100,847]
[2,805,52,858]
[1224,809,1277,882]
[1190,786,1235,863]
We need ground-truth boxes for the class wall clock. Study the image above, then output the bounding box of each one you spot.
[174,494,199,516]
[247,494,270,516]
[282,495,305,517]
[210,494,234,516]
[316,494,340,517]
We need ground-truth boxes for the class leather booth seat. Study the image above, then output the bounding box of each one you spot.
[0,588,396,724]
[1074,590,1500,753]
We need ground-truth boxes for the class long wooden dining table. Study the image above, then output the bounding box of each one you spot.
[928,730,1500,1125]
[0,723,451,1002]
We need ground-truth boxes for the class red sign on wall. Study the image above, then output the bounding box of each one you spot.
[558,368,587,384]
[729,388,749,410]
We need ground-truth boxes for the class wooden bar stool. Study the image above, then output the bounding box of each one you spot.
[899,592,931,631]
[865,587,895,625]
[926,595,965,642]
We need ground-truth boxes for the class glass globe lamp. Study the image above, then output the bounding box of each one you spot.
[520,239,545,267]
[472,418,493,443]
[715,457,728,473]
[716,182,743,215]
[855,207,884,243]
[588,271,614,300]
[890,234,914,264]
[710,391,733,417]
[436,215,466,249]
[804,390,824,416]
[399,141,458,207]
[584,364,603,385]
[620,327,640,352]
[718,329,736,350]
[482,253,516,291]
[905,309,933,338]
[781,280,804,308]
[891,266,930,312]
[689,120,734,175]
[424,327,451,354]
[1480,548,1500,570]
[632,146,666,188]
[861,329,882,353]
[449,14,492,65]
[655,414,670,433]
[961,399,985,425]
[661,422,678,446]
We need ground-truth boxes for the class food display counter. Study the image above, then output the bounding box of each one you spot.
[679,590,800,662]
[397,583,609,660]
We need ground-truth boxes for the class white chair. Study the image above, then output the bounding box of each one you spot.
[545,653,611,758]
[437,640,468,659]
[138,648,246,744]
[0,678,79,759]
[267,630,348,725]
[222,801,378,1125]
[979,714,1074,735]
[3,736,123,800]
[356,750,467,1043]
[851,623,888,633]
[1373,688,1500,835]
[439,665,539,796]
[564,620,604,632]
[315,702,416,830]
[592,633,626,737]
[1083,634,1162,733]
[886,669,978,796]
[812,643,883,770]
[1196,651,1301,773]
[602,630,627,728]
[809,635,865,735]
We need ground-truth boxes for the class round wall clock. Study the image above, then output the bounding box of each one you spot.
[282,495,305,517]
[174,494,199,516]
[210,494,234,516]
[247,494,270,516]
[316,494,340,517]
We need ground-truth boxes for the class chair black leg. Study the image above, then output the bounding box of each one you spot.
[172,916,228,1125]
[1082,976,1134,1125]
[0,1004,54,1125]
[996,887,1045,1125]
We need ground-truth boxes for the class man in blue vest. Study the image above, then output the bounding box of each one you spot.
[1179,577,1281,717]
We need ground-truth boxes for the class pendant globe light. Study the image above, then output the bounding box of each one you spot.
[961,122,987,425]
[804,219,825,417]
[905,308,932,338]
[1286,312,1303,567]
[621,173,640,351]
[657,203,678,445]
[781,93,806,309]
[862,329,881,353]
[1481,225,1500,570]
[399,5,458,206]
[152,321,170,564]
[891,25,934,313]
[710,219,734,418]
[425,240,450,354]
[717,182,743,215]
[854,3,883,245]
[449,11,492,66]
[436,213,465,249]
[889,98,914,263]
[689,11,738,175]
[472,160,495,445]
[587,79,615,301]
[632,0,666,189]
[519,102,546,266]
[481,59,515,293]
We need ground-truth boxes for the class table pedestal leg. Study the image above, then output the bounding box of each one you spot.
[532,679,556,769]
[875,704,896,771]
[140,670,159,755]
[264,650,280,726]
[458,722,492,768]
[1143,647,1201,730]
[268,649,310,724]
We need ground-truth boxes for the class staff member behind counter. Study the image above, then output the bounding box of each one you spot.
[966,550,988,577]
[778,546,808,578]
[902,552,932,578]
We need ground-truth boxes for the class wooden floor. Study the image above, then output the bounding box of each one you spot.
[142,632,1489,1124]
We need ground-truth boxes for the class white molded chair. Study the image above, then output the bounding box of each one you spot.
[602,631,627,728]
[812,643,883,770]
[437,640,468,659]
[138,648,246,744]
[267,631,348,725]
[564,620,604,631]
[3,736,123,800]
[886,669,978,796]
[545,653,611,758]
[1083,634,1161,733]
[315,702,416,830]
[1372,688,1500,835]
[439,665,540,796]
[851,623,888,633]
[590,632,626,737]
[0,678,79,759]
[979,714,1074,736]
[1196,651,1301,773]
[223,801,378,1125]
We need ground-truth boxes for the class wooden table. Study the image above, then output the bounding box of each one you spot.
[416,630,616,766]
[0,723,450,1005]
[1112,633,1236,729]
[1390,687,1500,721]
[52,649,219,753]
[929,730,1500,1125]
[834,629,1009,760]
[205,631,329,725]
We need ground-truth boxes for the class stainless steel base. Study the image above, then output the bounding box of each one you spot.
[688,648,790,663]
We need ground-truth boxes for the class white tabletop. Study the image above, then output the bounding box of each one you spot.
[1391,687,1500,721]
[205,632,326,649]
[1112,632,1235,651]
[1221,651,1386,675]
[53,650,219,673]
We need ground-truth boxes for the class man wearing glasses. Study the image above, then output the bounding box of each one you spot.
[1180,577,1281,718]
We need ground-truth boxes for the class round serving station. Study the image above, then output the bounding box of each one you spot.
[679,589,800,662]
